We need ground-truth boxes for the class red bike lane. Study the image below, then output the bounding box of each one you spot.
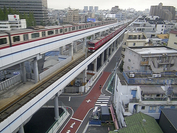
[61,71,111,133]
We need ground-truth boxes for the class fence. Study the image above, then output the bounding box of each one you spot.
[0,74,21,91]
[46,107,69,133]
[122,71,177,85]
[39,56,72,80]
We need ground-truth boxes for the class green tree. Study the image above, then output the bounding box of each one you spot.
[3,6,8,20]
[8,7,14,14]
[0,8,4,20]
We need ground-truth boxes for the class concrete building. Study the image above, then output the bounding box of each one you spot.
[94,6,98,12]
[122,31,149,48]
[89,6,93,12]
[0,0,48,25]
[122,46,177,72]
[0,15,26,30]
[113,72,177,128]
[111,6,119,14]
[168,30,177,50]
[64,9,79,23]
[150,3,175,21]
[84,6,88,12]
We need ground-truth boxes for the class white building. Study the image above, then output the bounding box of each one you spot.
[0,15,26,31]
[122,46,177,72]
[113,72,177,127]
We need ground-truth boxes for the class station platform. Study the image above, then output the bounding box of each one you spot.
[0,50,85,111]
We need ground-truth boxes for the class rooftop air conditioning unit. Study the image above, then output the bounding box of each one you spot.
[130,74,135,77]
[152,74,158,77]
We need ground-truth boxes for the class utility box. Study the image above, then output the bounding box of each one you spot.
[101,106,110,122]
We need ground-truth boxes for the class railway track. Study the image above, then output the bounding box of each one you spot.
[0,52,92,123]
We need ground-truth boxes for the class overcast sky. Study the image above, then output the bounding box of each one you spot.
[48,0,177,11]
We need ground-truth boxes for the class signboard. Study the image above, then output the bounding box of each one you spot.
[87,18,96,22]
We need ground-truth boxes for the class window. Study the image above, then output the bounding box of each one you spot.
[141,106,145,110]
[55,29,58,34]
[72,27,75,30]
[174,42,177,45]
[0,38,7,45]
[156,94,160,97]
[60,29,63,33]
[133,43,136,46]
[65,28,67,32]
[13,36,20,42]
[31,33,39,38]
[42,31,46,37]
[48,30,54,35]
[79,26,81,29]
[23,34,28,41]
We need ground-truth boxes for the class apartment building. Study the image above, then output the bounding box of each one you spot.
[122,46,177,73]
[122,31,149,48]
[65,9,79,23]
[113,72,177,127]
[150,3,175,21]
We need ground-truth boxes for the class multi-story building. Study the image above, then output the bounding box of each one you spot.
[0,15,26,30]
[150,3,175,21]
[0,0,48,25]
[122,46,177,72]
[94,6,98,12]
[167,30,177,50]
[89,6,93,12]
[65,9,79,23]
[111,6,119,14]
[122,31,149,48]
[84,6,88,12]
[113,71,177,127]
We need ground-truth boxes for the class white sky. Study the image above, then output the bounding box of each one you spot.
[48,0,177,11]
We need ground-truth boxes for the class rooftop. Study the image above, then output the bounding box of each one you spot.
[161,108,177,130]
[109,112,163,133]
[140,86,165,95]
[130,46,177,55]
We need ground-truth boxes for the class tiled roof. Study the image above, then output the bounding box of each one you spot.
[109,112,163,133]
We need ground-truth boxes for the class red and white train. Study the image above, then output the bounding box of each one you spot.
[0,20,117,50]
[87,24,127,52]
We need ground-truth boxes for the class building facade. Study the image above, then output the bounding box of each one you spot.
[122,46,177,73]
[0,15,26,30]
[84,6,88,12]
[0,0,48,25]
[89,6,93,12]
[113,72,177,127]
[168,30,177,50]
[94,6,98,12]
[150,3,175,21]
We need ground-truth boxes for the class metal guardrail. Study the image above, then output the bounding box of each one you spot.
[0,74,21,91]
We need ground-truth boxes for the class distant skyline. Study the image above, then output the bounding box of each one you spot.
[48,0,177,11]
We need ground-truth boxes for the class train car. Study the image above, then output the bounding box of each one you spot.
[87,24,127,52]
[0,20,117,50]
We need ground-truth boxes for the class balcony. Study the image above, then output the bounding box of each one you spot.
[142,97,167,101]
[140,61,149,65]
[129,98,139,103]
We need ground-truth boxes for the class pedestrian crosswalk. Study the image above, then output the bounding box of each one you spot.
[95,94,110,107]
